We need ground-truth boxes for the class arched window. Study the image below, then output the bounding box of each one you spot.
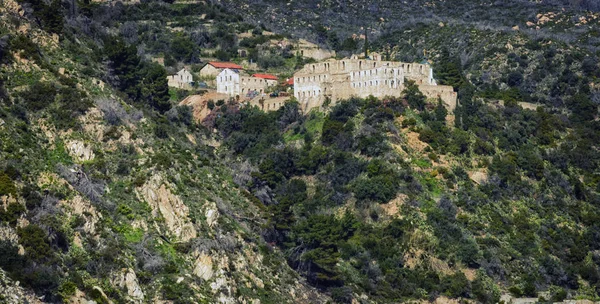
[342,61,346,70]
[359,61,362,69]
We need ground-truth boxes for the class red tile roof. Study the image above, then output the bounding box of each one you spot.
[252,73,278,80]
[208,62,244,69]
[286,78,294,85]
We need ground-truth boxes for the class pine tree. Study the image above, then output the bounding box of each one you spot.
[435,97,448,122]
[402,80,426,111]
[143,64,171,113]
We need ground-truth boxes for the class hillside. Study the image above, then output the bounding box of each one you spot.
[0,0,599,303]
[0,0,327,302]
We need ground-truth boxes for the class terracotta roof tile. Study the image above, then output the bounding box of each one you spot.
[208,62,244,69]
[252,73,278,80]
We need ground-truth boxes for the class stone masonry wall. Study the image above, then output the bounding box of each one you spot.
[293,58,455,113]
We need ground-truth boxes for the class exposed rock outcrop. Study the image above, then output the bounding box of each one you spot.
[136,174,197,241]
[0,269,44,304]
[66,140,95,163]
[193,252,214,280]
[114,268,145,302]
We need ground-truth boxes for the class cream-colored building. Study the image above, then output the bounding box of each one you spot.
[167,68,193,89]
[199,61,244,78]
[293,58,456,112]
[216,69,278,98]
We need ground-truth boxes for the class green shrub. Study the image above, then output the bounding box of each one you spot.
[10,35,42,63]
[18,81,57,111]
[17,225,53,262]
[402,117,417,128]
[0,203,26,226]
[117,204,134,220]
[58,281,77,300]
[0,173,17,196]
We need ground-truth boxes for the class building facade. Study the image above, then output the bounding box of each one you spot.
[167,68,193,89]
[293,58,456,112]
[216,69,277,98]
[199,62,244,78]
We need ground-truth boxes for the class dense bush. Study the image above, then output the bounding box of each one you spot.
[0,173,17,197]
[17,0,64,33]
[18,81,57,111]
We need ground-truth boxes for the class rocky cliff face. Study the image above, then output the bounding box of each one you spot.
[0,1,330,302]
[0,269,43,304]
[136,174,198,242]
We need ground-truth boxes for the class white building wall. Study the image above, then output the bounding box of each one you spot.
[217,69,241,96]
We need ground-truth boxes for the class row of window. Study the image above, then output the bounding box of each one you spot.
[296,74,329,84]
[266,102,283,110]
[351,79,398,88]
[310,61,422,73]
[296,66,426,85]
[169,75,191,81]
[218,76,268,83]
[297,89,323,98]
[351,68,398,78]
